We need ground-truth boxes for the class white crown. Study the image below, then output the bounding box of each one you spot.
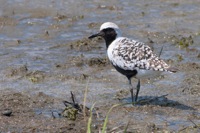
[100,22,119,31]
[100,22,122,37]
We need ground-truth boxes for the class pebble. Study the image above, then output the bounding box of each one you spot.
[2,109,12,116]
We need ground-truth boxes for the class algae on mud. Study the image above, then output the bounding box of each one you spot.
[0,0,200,132]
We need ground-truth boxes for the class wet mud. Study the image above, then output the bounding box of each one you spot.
[0,0,200,132]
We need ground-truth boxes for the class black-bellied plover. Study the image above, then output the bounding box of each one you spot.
[89,22,177,104]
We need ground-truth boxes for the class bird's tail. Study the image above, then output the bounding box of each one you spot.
[167,67,179,73]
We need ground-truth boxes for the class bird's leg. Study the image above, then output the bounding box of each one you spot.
[135,79,140,102]
[127,77,134,104]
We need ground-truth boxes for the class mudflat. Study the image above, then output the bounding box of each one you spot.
[0,0,200,132]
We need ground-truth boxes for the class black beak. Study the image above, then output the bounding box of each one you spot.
[88,31,104,39]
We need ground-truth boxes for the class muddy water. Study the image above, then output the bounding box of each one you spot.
[0,0,200,132]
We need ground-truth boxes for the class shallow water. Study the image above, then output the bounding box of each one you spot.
[0,0,200,132]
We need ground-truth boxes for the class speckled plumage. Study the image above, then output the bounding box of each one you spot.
[108,37,170,73]
[89,22,177,103]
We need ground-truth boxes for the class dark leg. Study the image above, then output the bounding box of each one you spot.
[135,79,140,102]
[127,77,134,104]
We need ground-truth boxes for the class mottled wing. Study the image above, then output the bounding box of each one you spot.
[111,38,170,72]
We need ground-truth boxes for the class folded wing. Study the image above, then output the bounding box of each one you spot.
[110,37,172,72]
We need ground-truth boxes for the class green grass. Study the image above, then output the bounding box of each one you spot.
[87,102,132,133]
[87,103,96,133]
[102,104,122,133]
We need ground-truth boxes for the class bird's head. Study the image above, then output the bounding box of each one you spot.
[88,22,121,48]
[88,22,121,40]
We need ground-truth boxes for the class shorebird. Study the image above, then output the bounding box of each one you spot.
[88,22,177,104]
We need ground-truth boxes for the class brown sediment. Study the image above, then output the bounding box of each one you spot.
[0,0,200,132]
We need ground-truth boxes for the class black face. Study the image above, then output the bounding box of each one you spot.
[89,28,117,48]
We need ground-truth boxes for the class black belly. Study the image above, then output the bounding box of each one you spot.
[112,64,137,79]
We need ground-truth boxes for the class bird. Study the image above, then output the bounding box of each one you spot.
[88,22,177,104]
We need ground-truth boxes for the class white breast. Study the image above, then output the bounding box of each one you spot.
[107,37,125,67]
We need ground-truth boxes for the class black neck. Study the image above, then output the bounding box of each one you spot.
[101,28,117,49]
[104,36,116,49]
